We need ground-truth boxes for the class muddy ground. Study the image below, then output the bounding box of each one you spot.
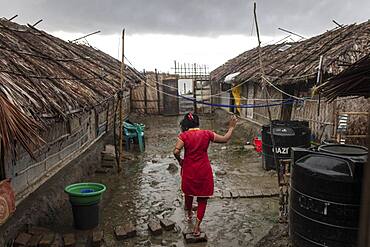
[43,112,286,246]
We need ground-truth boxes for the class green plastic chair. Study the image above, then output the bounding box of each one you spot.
[123,121,145,152]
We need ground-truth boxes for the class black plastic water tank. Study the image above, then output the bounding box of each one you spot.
[290,144,368,247]
[261,120,311,170]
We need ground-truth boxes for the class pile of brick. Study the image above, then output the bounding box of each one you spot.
[13,226,104,247]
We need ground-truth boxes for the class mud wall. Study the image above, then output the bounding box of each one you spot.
[3,92,130,204]
[0,131,114,245]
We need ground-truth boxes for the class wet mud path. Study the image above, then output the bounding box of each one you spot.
[54,114,279,246]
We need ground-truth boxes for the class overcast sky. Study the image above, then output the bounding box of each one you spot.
[2,0,370,72]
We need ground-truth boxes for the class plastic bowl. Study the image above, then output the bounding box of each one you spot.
[64,183,106,205]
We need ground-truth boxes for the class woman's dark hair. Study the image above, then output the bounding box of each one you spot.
[180,112,199,132]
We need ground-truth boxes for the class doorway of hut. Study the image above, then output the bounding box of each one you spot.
[178,78,194,114]
[162,78,180,115]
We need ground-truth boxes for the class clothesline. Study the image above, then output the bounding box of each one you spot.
[141,79,298,109]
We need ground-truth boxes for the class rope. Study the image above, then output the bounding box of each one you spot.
[141,77,296,109]
[261,75,306,101]
[179,94,296,108]
[150,73,287,101]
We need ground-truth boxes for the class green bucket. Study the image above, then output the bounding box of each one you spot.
[64,183,106,206]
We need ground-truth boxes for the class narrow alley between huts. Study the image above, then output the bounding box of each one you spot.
[0,2,370,247]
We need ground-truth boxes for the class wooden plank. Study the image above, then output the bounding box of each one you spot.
[155,70,161,114]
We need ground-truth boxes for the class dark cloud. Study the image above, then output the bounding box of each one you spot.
[1,0,369,36]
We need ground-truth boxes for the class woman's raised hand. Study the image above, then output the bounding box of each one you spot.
[228,115,238,129]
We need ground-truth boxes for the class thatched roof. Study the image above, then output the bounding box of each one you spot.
[211,21,370,87]
[318,53,370,101]
[0,18,144,157]
[0,18,144,119]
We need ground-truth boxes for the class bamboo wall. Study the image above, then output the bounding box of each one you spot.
[131,72,182,115]
[246,82,282,125]
[211,80,368,145]
[291,98,335,141]
[336,97,369,145]
[131,72,165,114]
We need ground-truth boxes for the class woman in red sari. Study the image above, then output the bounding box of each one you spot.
[173,112,237,236]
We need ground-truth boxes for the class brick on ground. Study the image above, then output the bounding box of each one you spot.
[39,233,55,247]
[264,188,274,197]
[28,234,43,247]
[212,190,222,198]
[148,219,163,235]
[95,168,110,174]
[272,188,280,195]
[160,219,176,231]
[238,190,247,198]
[115,223,136,240]
[101,161,115,168]
[221,190,232,199]
[14,232,32,247]
[245,189,255,198]
[27,226,50,247]
[184,232,208,243]
[230,190,239,199]
[101,154,115,162]
[92,230,104,247]
[75,244,87,247]
[63,233,76,247]
[51,234,63,247]
[28,226,50,235]
[104,144,115,153]
[253,189,263,197]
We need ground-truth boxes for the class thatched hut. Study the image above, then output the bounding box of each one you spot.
[210,20,370,144]
[0,18,143,204]
[318,50,370,247]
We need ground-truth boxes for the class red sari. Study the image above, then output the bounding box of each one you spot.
[178,129,214,197]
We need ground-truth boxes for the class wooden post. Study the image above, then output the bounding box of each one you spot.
[193,79,197,113]
[254,1,280,184]
[358,111,370,247]
[118,29,125,173]
[193,63,197,113]
[155,69,161,114]
[316,55,324,116]
[144,70,148,114]
[106,101,109,131]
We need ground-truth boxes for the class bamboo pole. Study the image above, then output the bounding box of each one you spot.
[118,29,125,173]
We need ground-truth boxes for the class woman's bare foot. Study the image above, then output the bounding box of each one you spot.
[193,219,201,237]
[186,210,193,222]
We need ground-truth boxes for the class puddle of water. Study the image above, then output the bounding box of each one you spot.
[48,114,279,246]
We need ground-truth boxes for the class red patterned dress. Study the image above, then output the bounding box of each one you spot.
[178,129,214,197]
